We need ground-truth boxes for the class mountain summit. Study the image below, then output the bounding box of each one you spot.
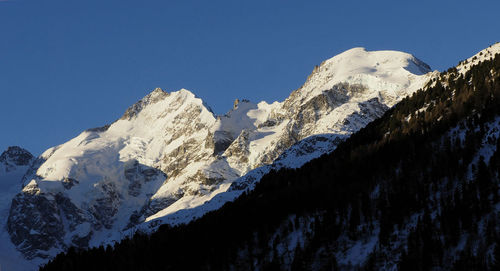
[0,146,33,171]
[1,48,434,266]
[291,47,431,108]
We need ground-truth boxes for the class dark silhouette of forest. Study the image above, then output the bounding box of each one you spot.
[41,52,500,270]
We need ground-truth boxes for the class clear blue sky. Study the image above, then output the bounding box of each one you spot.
[1,0,499,156]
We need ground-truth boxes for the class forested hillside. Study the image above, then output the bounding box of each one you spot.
[42,51,500,270]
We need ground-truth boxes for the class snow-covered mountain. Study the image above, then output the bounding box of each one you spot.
[0,147,38,270]
[0,146,33,222]
[1,48,434,266]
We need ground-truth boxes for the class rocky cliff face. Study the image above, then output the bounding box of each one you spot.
[0,146,34,218]
[3,48,434,263]
[0,147,36,269]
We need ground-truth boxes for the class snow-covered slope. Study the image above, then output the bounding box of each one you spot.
[3,47,434,267]
[457,42,500,74]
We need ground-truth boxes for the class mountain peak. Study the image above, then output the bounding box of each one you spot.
[120,88,170,120]
[177,88,194,96]
[233,98,251,109]
[336,46,367,55]
[148,87,168,98]
[323,47,431,75]
[144,87,169,103]
[0,146,33,174]
[292,48,433,108]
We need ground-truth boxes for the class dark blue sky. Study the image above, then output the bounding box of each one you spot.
[1,0,499,155]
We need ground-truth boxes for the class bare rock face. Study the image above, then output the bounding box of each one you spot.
[8,182,64,260]
[6,48,435,263]
[125,160,166,197]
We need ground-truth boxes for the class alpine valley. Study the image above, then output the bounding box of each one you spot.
[3,44,500,270]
